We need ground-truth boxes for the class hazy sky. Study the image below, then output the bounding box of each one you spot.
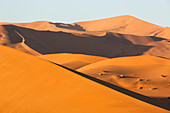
[0,0,170,27]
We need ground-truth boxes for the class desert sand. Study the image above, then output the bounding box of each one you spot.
[0,24,170,58]
[77,55,170,97]
[0,45,169,113]
[39,53,109,69]
[1,15,170,39]
[0,15,169,112]
[74,15,170,39]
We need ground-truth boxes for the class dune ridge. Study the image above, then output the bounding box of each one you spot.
[74,15,170,39]
[1,25,170,59]
[1,15,170,39]
[77,55,170,98]
[39,53,109,69]
[0,45,169,112]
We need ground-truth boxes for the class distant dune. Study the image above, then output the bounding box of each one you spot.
[40,53,109,69]
[0,25,170,58]
[0,21,85,33]
[74,15,170,39]
[77,55,170,98]
[1,15,170,39]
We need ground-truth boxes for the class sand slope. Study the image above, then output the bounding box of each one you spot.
[77,55,170,97]
[0,21,87,34]
[77,55,170,67]
[0,25,40,55]
[39,53,109,69]
[1,15,170,39]
[0,45,169,112]
[1,25,170,59]
[74,15,170,39]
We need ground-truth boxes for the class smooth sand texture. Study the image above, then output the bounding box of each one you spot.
[74,15,170,39]
[0,21,59,31]
[0,45,169,113]
[1,15,170,39]
[0,21,86,34]
[39,53,109,69]
[77,55,170,67]
[77,55,170,97]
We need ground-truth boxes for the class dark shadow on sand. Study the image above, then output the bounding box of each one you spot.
[50,61,170,111]
[51,22,86,31]
[2,25,155,58]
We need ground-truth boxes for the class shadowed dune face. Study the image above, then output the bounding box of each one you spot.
[51,22,86,31]
[113,33,166,45]
[2,25,169,58]
[3,27,23,44]
[0,33,2,38]
[0,18,170,58]
[0,45,169,113]
[0,25,40,55]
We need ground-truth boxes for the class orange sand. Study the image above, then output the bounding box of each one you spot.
[39,53,109,69]
[77,55,170,97]
[0,45,169,113]
[0,15,170,113]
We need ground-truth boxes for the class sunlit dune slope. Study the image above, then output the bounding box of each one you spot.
[78,55,170,68]
[39,53,109,69]
[1,15,169,39]
[0,21,87,34]
[74,15,170,39]
[0,45,169,113]
[0,21,57,31]
[77,55,170,97]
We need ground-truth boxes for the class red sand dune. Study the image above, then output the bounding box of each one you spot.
[1,15,170,39]
[74,15,170,39]
[39,53,109,69]
[0,15,170,112]
[0,25,170,59]
[0,45,169,113]
[0,21,86,33]
[77,55,170,98]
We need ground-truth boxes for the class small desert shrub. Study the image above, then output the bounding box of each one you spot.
[168,97,170,99]
[161,75,167,77]
[99,73,103,76]
[99,70,110,76]
[118,74,125,78]
[138,87,143,89]
[150,88,158,90]
[101,70,109,73]
[144,79,149,81]
[137,78,143,81]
